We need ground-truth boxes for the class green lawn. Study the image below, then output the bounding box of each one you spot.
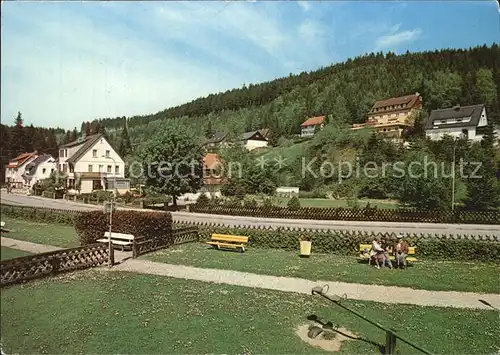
[144,243,500,294]
[1,270,498,354]
[1,246,32,260]
[1,217,79,248]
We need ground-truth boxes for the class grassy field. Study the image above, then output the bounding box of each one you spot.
[144,243,500,294]
[1,270,498,354]
[0,246,32,260]
[1,217,79,248]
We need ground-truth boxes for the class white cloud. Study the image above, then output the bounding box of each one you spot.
[375,28,422,50]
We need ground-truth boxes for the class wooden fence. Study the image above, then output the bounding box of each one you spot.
[0,244,109,287]
[189,204,500,225]
[132,226,199,258]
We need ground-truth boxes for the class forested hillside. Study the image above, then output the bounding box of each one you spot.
[95,44,500,147]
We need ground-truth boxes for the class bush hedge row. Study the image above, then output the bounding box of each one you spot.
[190,202,500,224]
[2,204,498,261]
[74,210,173,245]
[1,204,76,225]
[178,222,500,262]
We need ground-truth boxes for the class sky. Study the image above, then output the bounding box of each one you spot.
[1,1,499,130]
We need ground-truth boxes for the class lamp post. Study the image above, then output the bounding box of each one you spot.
[451,141,456,212]
[102,155,117,267]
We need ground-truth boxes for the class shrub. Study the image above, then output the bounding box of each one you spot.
[196,193,210,206]
[262,197,274,209]
[91,190,113,202]
[74,210,173,245]
[243,198,258,209]
[287,196,301,210]
[1,204,75,225]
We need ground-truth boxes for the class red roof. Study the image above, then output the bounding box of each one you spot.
[301,116,325,127]
[7,152,37,168]
[203,153,223,170]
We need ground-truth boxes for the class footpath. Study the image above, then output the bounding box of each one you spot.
[2,236,499,311]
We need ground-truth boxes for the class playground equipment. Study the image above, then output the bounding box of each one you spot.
[311,284,433,355]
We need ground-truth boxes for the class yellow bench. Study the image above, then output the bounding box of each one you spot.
[206,234,249,252]
[358,244,418,263]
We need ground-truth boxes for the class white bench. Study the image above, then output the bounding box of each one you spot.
[97,232,135,250]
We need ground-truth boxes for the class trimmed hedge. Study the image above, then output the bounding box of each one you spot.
[190,202,500,224]
[74,210,173,245]
[1,204,77,225]
[178,222,500,262]
[2,204,498,261]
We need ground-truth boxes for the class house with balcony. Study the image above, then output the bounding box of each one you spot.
[352,92,423,139]
[22,154,57,188]
[5,151,38,188]
[301,115,326,137]
[424,104,498,143]
[58,134,130,194]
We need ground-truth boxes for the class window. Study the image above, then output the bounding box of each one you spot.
[42,168,46,174]
[88,165,93,172]
[107,165,112,173]
[115,166,119,174]
[105,150,110,157]
[99,165,104,172]
[92,149,97,158]
[63,164,67,173]
[51,168,55,173]
[59,149,64,158]
[64,149,68,157]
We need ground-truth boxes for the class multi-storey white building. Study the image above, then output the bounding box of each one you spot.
[58,134,130,194]
[5,151,38,188]
[23,154,57,188]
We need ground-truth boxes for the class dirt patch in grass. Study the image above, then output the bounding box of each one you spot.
[296,323,359,352]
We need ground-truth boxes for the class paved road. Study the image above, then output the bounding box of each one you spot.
[2,193,500,237]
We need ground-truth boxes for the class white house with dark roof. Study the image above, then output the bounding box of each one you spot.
[240,130,268,151]
[23,154,57,188]
[58,134,129,194]
[424,104,493,142]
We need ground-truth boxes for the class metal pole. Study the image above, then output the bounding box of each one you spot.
[104,155,117,267]
[451,141,456,212]
[312,286,433,355]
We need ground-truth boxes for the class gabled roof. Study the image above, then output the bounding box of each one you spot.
[204,132,227,145]
[371,93,421,111]
[258,128,270,138]
[424,104,485,130]
[25,154,54,170]
[301,116,325,127]
[7,152,37,168]
[240,131,267,141]
[66,134,104,165]
[203,153,223,170]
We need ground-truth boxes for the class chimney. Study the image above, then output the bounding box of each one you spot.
[453,105,461,111]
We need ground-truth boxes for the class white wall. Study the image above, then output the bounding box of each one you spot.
[478,107,488,127]
[58,145,82,173]
[245,139,268,151]
[73,137,125,177]
[29,159,57,187]
[425,126,481,141]
[5,155,37,187]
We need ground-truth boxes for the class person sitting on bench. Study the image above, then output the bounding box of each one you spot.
[394,235,409,269]
[370,237,386,269]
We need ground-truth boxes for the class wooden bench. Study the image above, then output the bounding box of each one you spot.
[206,234,248,252]
[1,221,8,233]
[97,232,135,250]
[358,244,418,264]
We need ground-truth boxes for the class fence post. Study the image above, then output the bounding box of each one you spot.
[132,240,137,258]
[385,330,397,354]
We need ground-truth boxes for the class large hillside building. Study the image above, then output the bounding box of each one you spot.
[352,92,423,139]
